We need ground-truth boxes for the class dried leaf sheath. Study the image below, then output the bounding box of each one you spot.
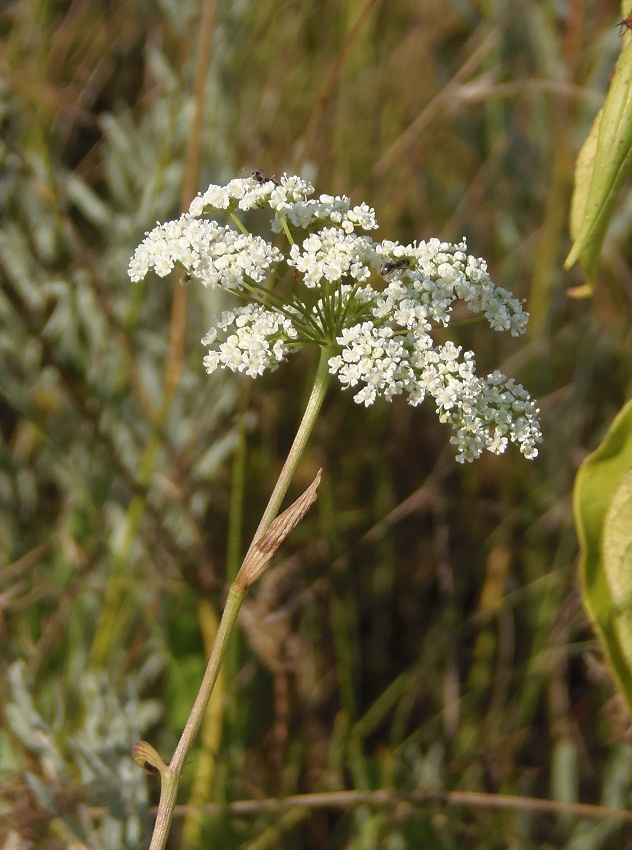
[235,469,323,590]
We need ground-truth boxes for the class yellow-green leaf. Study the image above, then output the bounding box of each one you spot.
[565,22,632,280]
[567,109,600,258]
[574,399,632,713]
[603,467,632,673]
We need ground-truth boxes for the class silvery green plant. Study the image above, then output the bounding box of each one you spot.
[128,173,542,849]
[3,659,161,849]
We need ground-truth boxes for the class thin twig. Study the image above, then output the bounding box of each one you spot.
[86,787,632,824]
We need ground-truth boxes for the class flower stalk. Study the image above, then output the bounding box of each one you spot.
[251,346,332,543]
[141,352,329,850]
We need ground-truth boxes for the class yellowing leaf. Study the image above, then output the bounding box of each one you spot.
[568,108,601,248]
[603,468,632,673]
[565,33,632,279]
[574,399,632,713]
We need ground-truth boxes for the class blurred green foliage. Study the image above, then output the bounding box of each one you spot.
[1,1,632,848]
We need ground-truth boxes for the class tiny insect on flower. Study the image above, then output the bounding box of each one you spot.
[250,169,279,186]
[382,257,412,276]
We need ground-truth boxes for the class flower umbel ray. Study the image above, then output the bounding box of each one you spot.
[129,173,542,462]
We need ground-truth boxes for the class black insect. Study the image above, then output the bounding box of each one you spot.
[381,257,411,276]
[250,170,279,186]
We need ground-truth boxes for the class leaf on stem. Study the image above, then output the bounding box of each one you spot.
[574,399,632,715]
[131,740,169,777]
[235,469,323,590]
[565,20,632,283]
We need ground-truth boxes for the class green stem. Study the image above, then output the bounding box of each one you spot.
[148,583,244,850]
[252,345,332,542]
[147,345,333,850]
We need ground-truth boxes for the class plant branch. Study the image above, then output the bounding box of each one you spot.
[142,346,332,850]
[252,346,332,543]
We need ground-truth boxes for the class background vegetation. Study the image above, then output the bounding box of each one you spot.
[2,0,632,847]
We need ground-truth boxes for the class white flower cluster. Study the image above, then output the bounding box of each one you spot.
[189,173,314,216]
[201,303,298,378]
[375,239,528,335]
[129,215,281,290]
[272,196,378,234]
[328,321,540,461]
[129,173,542,461]
[289,229,380,287]
[328,323,411,404]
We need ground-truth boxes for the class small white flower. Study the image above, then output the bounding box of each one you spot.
[288,229,380,288]
[272,194,378,234]
[129,174,542,462]
[128,215,282,291]
[201,303,298,377]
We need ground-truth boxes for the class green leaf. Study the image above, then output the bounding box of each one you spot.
[574,399,632,713]
[565,32,632,280]
[567,109,600,255]
[604,467,632,671]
